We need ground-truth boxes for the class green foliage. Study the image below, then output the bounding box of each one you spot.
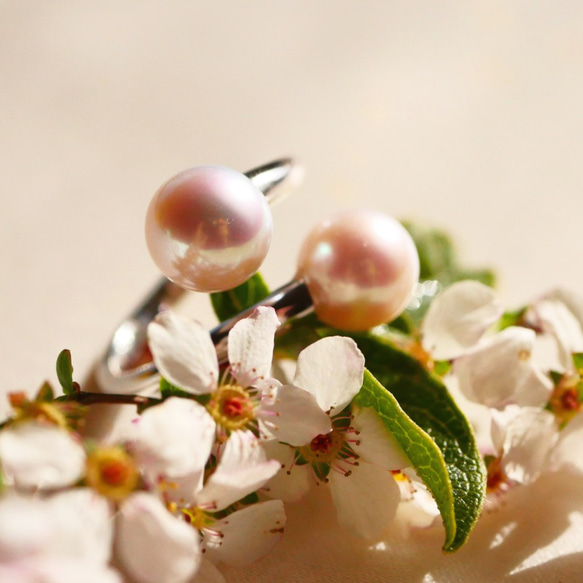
[56,349,76,396]
[354,370,456,549]
[498,307,527,331]
[210,272,270,322]
[403,221,495,288]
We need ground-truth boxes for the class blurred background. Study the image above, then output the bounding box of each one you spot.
[2,1,583,392]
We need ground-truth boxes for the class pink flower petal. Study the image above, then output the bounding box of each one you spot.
[454,327,552,408]
[259,383,331,446]
[148,311,218,395]
[204,500,286,567]
[228,306,279,388]
[0,422,85,490]
[422,280,504,360]
[329,461,400,540]
[130,397,215,482]
[117,492,201,583]
[197,431,279,511]
[351,406,409,470]
[294,336,364,414]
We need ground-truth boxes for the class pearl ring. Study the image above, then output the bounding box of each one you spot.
[96,158,419,394]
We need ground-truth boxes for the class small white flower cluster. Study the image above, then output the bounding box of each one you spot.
[421,281,583,502]
[0,306,408,583]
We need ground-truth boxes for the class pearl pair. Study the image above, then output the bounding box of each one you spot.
[97,159,419,393]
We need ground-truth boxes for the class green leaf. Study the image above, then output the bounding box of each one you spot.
[354,369,456,549]
[572,353,583,374]
[498,307,526,331]
[350,332,486,552]
[550,370,564,387]
[56,350,76,396]
[403,221,495,288]
[210,272,270,322]
[36,381,55,402]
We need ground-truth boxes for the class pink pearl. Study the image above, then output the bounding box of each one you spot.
[145,166,273,292]
[297,209,419,331]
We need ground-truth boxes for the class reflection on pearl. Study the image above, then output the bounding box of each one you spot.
[297,209,419,331]
[145,166,273,292]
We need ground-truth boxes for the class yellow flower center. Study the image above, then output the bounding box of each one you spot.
[549,374,582,425]
[206,383,255,437]
[86,446,139,501]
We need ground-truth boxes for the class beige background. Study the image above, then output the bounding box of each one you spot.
[1,2,583,581]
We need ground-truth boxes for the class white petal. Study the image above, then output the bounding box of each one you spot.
[490,404,521,454]
[453,327,552,408]
[45,488,114,564]
[259,383,331,446]
[551,411,583,474]
[421,280,504,360]
[227,306,279,387]
[130,397,215,482]
[148,311,218,395]
[351,406,409,470]
[526,298,583,370]
[17,558,122,583]
[117,492,201,583]
[196,430,280,511]
[294,336,364,414]
[329,461,400,540]
[0,422,85,490]
[493,407,558,485]
[204,500,286,567]
[0,495,51,561]
[261,440,312,502]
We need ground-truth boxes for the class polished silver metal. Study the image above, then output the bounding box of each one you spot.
[96,158,313,394]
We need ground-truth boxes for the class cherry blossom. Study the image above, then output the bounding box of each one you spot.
[119,397,286,580]
[0,421,86,490]
[0,489,119,583]
[265,335,409,540]
[422,281,553,409]
[147,307,330,443]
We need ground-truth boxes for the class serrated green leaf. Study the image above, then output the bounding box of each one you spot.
[56,350,75,396]
[210,272,270,322]
[350,332,486,552]
[354,369,456,549]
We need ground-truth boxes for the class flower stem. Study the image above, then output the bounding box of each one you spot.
[74,391,162,407]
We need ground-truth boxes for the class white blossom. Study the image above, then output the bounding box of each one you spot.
[0,422,86,490]
[0,489,119,583]
[147,307,329,443]
[266,336,408,540]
